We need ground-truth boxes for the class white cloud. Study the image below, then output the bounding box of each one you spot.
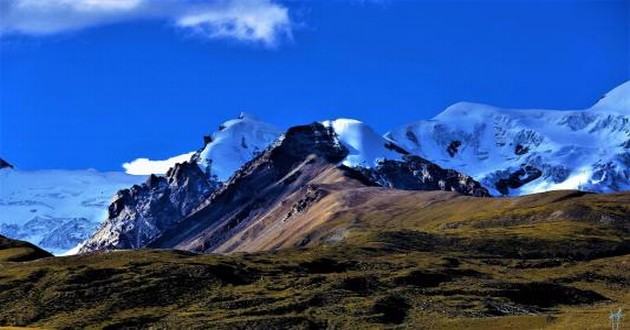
[122,151,196,175]
[0,0,292,46]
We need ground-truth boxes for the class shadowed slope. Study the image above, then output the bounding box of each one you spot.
[0,235,52,262]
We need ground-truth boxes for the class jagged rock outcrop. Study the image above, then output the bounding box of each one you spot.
[355,155,489,197]
[79,162,219,252]
[0,158,13,169]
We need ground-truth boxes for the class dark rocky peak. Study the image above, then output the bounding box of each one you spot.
[0,158,14,169]
[165,161,207,185]
[273,123,348,163]
[82,161,220,252]
[223,122,348,186]
[148,123,352,250]
[203,135,213,146]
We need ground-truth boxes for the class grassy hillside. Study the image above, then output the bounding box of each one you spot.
[0,235,52,262]
[0,190,628,329]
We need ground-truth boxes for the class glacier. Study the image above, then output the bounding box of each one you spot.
[0,167,144,254]
[386,81,630,195]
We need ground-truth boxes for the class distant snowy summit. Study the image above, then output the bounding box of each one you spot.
[387,81,630,195]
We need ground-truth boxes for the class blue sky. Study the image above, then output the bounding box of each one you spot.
[0,0,628,172]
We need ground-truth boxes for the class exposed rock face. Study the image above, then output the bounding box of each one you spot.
[494,165,543,196]
[79,162,219,252]
[147,122,350,251]
[355,155,490,197]
[0,158,13,169]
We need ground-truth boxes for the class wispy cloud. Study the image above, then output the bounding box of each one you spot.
[0,0,292,46]
[122,151,195,175]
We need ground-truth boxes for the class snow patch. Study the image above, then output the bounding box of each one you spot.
[322,118,406,168]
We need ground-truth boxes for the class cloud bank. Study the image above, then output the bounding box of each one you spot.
[0,0,292,46]
[122,151,196,175]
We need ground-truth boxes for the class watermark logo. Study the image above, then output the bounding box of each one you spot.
[610,308,624,330]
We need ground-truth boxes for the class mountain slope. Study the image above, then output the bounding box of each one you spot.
[147,122,488,253]
[0,165,144,254]
[78,115,282,252]
[81,120,487,253]
[386,81,630,196]
[0,234,52,262]
[0,190,627,329]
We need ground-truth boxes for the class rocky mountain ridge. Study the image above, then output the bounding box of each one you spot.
[82,122,488,253]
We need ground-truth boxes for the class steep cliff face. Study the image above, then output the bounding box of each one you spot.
[355,155,489,196]
[79,162,219,252]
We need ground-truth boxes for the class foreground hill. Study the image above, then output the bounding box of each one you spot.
[0,234,52,262]
[0,190,628,329]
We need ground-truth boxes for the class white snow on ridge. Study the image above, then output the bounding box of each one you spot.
[196,113,282,182]
[0,167,145,254]
[592,80,630,114]
[323,118,406,168]
[387,81,630,195]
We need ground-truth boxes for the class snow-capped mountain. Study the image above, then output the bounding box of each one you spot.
[193,112,282,181]
[0,164,144,254]
[386,81,630,195]
[322,119,408,168]
[81,120,488,253]
[79,114,283,252]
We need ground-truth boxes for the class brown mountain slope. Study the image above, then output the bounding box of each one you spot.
[155,153,629,257]
[218,185,629,258]
[148,122,489,253]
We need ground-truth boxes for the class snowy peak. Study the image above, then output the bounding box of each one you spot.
[593,80,630,114]
[387,81,630,195]
[193,113,282,182]
[322,118,408,168]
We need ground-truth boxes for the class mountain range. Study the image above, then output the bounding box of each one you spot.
[1,81,628,255]
[0,82,628,329]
